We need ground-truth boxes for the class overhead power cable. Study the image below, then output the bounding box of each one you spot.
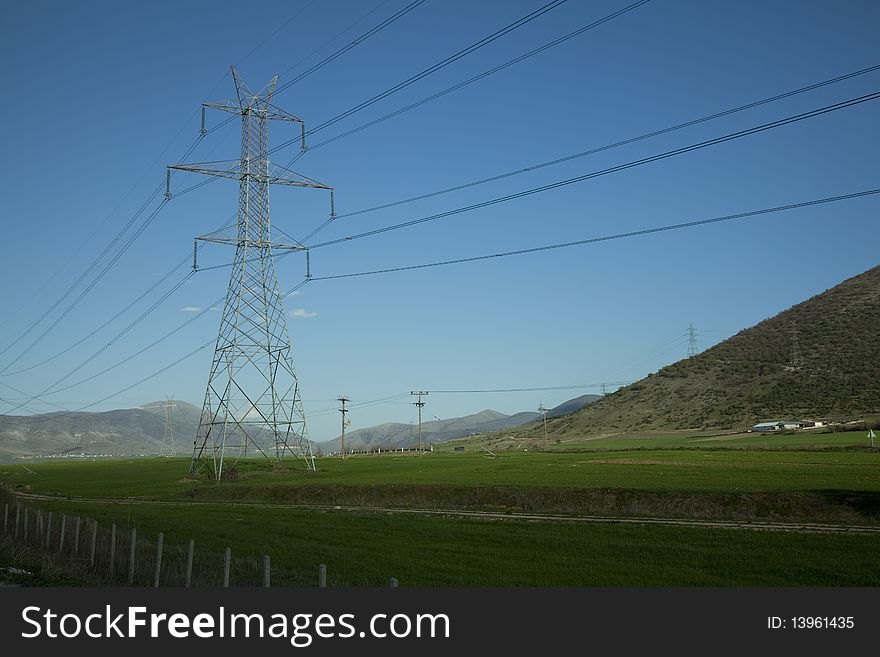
[307,91,880,250]
[0,70,229,336]
[237,0,319,66]
[201,86,880,279]
[266,0,570,160]
[307,188,880,281]
[0,4,329,369]
[0,196,173,375]
[326,63,880,224]
[0,121,220,372]
[296,0,655,243]
[8,181,874,417]
[427,383,634,393]
[8,279,310,410]
[274,0,429,95]
[279,0,394,77]
[2,270,197,416]
[305,0,653,153]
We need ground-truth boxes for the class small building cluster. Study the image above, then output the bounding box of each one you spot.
[749,420,825,433]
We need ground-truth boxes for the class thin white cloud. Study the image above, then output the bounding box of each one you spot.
[180,306,204,313]
[288,291,302,296]
[290,309,318,318]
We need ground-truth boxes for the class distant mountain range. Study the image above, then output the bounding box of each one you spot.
[316,394,600,453]
[0,400,203,462]
[0,395,599,461]
[519,265,880,439]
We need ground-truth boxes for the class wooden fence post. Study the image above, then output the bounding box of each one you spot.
[185,540,194,588]
[73,517,81,558]
[45,512,53,549]
[263,555,270,588]
[109,524,117,578]
[37,510,43,540]
[14,504,20,538]
[58,514,66,553]
[153,533,163,588]
[319,564,327,588]
[3,503,7,535]
[23,507,28,542]
[128,528,137,585]
[90,520,98,567]
[223,547,231,588]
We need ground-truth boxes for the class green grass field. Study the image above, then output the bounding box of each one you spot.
[2,434,879,586]
[443,428,878,451]
[1,443,878,498]
[8,497,880,586]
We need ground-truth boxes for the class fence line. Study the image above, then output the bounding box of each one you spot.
[1,495,399,588]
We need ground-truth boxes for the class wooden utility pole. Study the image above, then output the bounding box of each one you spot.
[411,391,428,453]
[338,396,350,459]
[538,404,549,446]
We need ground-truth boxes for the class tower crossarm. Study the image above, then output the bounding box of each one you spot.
[195,236,307,251]
[203,101,304,124]
[167,163,332,190]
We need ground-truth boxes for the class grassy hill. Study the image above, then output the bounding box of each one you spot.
[532,265,880,437]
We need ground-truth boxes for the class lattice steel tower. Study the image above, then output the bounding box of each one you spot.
[169,67,331,479]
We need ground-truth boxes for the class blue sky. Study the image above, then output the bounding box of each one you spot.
[1,0,878,441]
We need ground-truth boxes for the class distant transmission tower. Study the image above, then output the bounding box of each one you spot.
[160,396,176,457]
[141,397,177,457]
[170,67,332,480]
[687,324,698,358]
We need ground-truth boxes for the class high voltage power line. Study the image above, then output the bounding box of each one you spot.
[325,63,880,224]
[8,185,877,416]
[304,0,651,157]
[199,82,880,277]
[427,384,634,394]
[274,0,429,95]
[278,0,395,79]
[176,0,580,191]
[0,1,653,383]
[5,8,877,424]
[6,86,877,407]
[265,0,581,162]
[306,91,880,250]
[0,0,426,375]
[306,188,880,281]
[306,0,570,135]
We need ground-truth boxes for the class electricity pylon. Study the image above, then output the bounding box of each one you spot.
[141,397,177,457]
[687,324,698,358]
[159,397,176,457]
[169,67,332,480]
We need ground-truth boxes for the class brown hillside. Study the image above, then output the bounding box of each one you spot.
[548,265,880,435]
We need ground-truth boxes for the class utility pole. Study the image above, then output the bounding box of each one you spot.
[338,396,350,459]
[538,403,549,446]
[687,324,698,358]
[171,67,332,479]
[411,391,428,453]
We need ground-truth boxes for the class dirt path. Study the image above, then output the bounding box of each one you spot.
[12,491,880,535]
